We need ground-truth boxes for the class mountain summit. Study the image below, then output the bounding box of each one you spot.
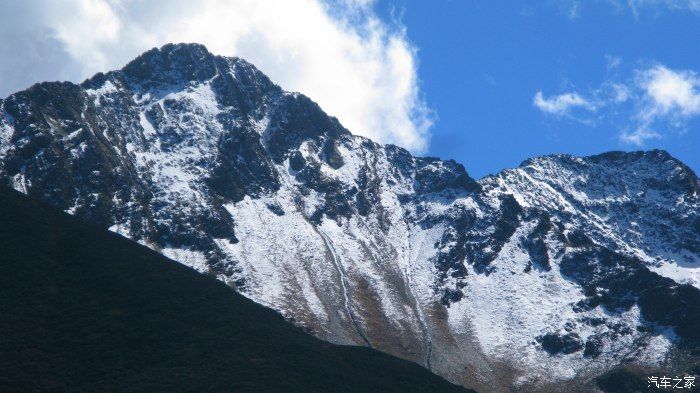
[1,43,698,392]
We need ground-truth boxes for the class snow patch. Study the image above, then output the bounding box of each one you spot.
[162,247,209,273]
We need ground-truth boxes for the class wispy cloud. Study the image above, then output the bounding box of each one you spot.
[623,0,700,14]
[605,55,622,71]
[534,63,700,146]
[0,0,433,152]
[533,91,596,116]
[560,0,700,18]
[619,127,661,145]
[559,0,582,19]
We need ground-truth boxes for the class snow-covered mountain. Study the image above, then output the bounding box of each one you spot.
[1,43,698,392]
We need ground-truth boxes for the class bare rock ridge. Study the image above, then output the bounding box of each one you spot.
[1,43,698,392]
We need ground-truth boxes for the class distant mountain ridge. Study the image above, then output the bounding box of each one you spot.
[1,43,698,392]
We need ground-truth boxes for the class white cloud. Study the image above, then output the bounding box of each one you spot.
[533,91,595,116]
[0,0,432,152]
[639,65,700,117]
[618,65,700,145]
[534,62,700,146]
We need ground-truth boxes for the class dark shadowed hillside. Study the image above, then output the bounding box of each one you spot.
[0,186,472,393]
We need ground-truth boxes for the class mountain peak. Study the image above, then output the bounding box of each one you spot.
[1,43,698,393]
[521,149,684,170]
[121,43,218,86]
[587,149,681,167]
[516,149,699,197]
[81,43,279,102]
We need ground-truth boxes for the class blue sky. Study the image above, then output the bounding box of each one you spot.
[375,0,700,178]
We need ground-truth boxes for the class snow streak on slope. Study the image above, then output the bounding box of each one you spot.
[318,227,371,347]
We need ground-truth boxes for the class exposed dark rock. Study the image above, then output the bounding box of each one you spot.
[289,150,306,172]
[567,230,593,248]
[561,247,700,347]
[206,122,280,203]
[583,334,604,358]
[537,332,584,355]
[414,157,480,194]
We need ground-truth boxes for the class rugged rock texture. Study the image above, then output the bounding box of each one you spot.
[1,43,698,392]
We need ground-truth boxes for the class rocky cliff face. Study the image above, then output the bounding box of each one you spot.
[1,43,698,392]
